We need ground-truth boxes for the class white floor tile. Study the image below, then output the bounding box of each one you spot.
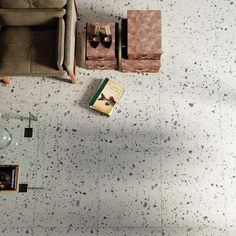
[0,0,235,233]
[98,228,162,236]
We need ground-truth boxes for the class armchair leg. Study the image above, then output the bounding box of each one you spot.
[70,74,77,84]
[70,59,78,84]
[0,76,11,85]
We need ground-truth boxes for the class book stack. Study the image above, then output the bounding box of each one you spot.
[121,10,162,73]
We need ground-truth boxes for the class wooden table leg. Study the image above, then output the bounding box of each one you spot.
[70,59,78,84]
[0,76,11,85]
[70,74,77,84]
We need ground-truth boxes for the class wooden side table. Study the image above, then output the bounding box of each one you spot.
[85,22,119,70]
[121,10,162,73]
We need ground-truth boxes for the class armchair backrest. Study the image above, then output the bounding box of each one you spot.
[0,0,68,26]
[0,9,66,26]
[0,0,67,9]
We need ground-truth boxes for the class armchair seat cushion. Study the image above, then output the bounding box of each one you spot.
[0,0,67,9]
[0,9,66,26]
[0,26,66,77]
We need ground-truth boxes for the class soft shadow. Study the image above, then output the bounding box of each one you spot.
[1,113,36,122]
[44,76,72,84]
[77,78,103,116]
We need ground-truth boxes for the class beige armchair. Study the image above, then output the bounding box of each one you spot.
[0,0,78,84]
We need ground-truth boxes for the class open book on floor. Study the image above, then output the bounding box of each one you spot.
[89,78,125,116]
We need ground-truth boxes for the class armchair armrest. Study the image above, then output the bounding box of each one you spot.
[64,0,78,83]
[56,17,65,71]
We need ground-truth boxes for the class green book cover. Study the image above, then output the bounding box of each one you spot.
[89,79,125,116]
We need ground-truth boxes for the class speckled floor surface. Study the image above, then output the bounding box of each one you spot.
[0,0,235,235]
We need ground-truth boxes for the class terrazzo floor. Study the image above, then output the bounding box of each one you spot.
[0,0,235,235]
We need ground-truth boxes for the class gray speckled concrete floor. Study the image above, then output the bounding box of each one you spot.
[0,0,235,235]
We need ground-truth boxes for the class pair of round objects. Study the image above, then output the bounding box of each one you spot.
[0,126,12,150]
[91,34,112,48]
